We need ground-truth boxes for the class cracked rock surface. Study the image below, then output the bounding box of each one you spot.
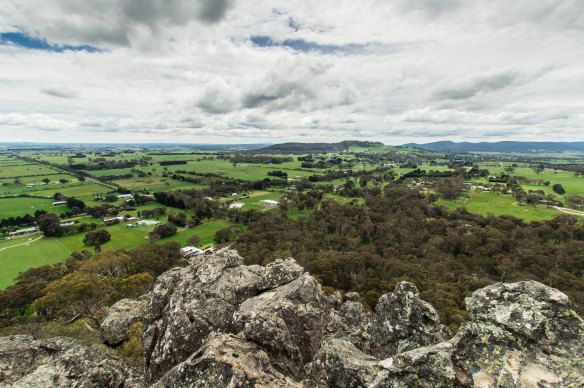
[0,335,143,387]
[2,249,583,387]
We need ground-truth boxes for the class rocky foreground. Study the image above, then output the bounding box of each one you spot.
[1,248,583,387]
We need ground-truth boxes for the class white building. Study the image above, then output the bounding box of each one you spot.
[180,246,204,257]
[136,220,160,226]
[8,227,37,237]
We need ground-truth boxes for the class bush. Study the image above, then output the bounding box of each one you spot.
[187,234,201,246]
[150,223,177,238]
[553,184,565,195]
[119,322,144,367]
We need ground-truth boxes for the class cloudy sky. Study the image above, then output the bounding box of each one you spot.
[1,0,583,144]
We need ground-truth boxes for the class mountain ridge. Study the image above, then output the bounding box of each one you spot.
[402,141,584,153]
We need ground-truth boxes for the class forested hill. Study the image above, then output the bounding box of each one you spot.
[402,141,584,153]
[252,140,384,153]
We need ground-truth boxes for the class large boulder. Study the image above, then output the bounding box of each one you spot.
[142,249,308,383]
[368,281,450,359]
[450,280,584,387]
[101,298,147,346]
[233,273,329,379]
[0,335,142,387]
[372,280,584,387]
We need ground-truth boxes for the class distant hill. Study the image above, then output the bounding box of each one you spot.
[253,140,384,153]
[401,141,584,154]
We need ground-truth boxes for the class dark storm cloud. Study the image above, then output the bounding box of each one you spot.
[12,0,234,47]
[197,0,233,23]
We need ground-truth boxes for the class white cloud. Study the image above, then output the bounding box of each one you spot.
[0,0,583,143]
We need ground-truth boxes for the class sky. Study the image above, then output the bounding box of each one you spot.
[0,0,583,145]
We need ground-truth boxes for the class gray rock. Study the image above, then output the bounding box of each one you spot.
[368,281,450,359]
[137,251,584,387]
[326,298,372,351]
[0,335,143,387]
[8,247,583,388]
[308,338,380,388]
[233,273,329,378]
[142,248,308,383]
[101,298,146,346]
[450,280,584,387]
[369,342,458,388]
[257,257,304,291]
[372,280,584,387]
[142,248,265,382]
[152,333,300,388]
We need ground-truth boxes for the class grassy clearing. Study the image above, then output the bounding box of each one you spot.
[0,237,71,289]
[160,219,236,247]
[0,197,57,218]
[235,191,283,210]
[436,191,570,222]
[325,194,365,205]
[0,174,74,185]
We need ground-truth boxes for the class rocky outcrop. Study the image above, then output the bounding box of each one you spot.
[141,249,448,386]
[233,272,329,378]
[2,250,583,387]
[141,249,313,382]
[141,251,584,387]
[101,298,147,346]
[368,281,450,359]
[0,335,142,387]
[371,280,584,387]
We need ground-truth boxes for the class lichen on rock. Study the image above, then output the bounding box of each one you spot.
[2,250,583,388]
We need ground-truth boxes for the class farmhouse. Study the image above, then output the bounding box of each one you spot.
[8,227,37,237]
[229,203,244,209]
[103,216,125,223]
[117,194,133,199]
[52,201,67,206]
[137,220,160,226]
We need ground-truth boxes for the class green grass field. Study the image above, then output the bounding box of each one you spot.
[0,236,71,289]
[0,197,57,218]
[436,190,573,222]
[0,164,59,178]
[227,191,283,211]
